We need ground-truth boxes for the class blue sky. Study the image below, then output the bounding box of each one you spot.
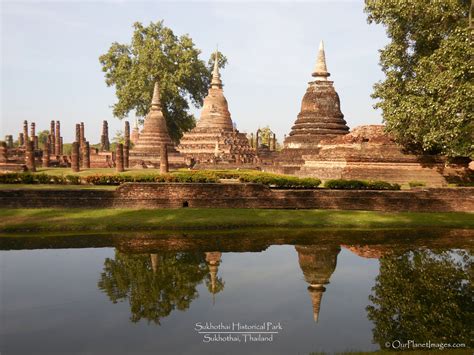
[1,1,388,143]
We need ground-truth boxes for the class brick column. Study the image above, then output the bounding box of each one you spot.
[124,121,130,168]
[71,142,80,172]
[18,133,24,148]
[101,120,110,151]
[55,121,61,156]
[5,135,13,148]
[23,120,29,147]
[25,140,36,172]
[160,144,169,174]
[30,122,36,145]
[82,141,90,169]
[75,123,81,144]
[50,120,56,154]
[0,142,7,163]
[116,143,124,172]
[80,122,85,147]
[42,142,50,167]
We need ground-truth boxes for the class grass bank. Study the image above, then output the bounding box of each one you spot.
[0,208,472,233]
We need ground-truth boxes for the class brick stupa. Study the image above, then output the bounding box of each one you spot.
[178,51,255,165]
[129,82,185,168]
[132,82,175,153]
[284,41,349,150]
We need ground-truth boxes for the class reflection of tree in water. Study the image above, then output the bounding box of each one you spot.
[367,249,473,347]
[98,251,209,324]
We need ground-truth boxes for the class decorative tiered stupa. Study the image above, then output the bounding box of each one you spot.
[177,51,255,165]
[295,244,340,322]
[284,41,349,150]
[129,81,185,168]
[132,82,175,153]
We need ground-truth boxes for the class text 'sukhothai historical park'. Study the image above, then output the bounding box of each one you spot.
[1,1,473,354]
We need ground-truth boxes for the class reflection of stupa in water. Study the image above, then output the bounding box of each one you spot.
[205,252,224,304]
[295,245,341,322]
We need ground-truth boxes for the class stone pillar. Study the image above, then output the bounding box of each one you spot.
[255,129,260,153]
[18,133,24,147]
[80,122,85,147]
[75,124,81,144]
[101,120,110,151]
[160,144,169,174]
[124,121,130,168]
[123,144,129,169]
[71,142,80,172]
[30,122,36,143]
[60,137,63,155]
[250,133,254,148]
[25,140,36,172]
[115,143,124,172]
[82,141,90,169]
[55,121,61,156]
[0,142,7,163]
[50,120,56,154]
[42,142,50,167]
[23,120,29,147]
[272,133,277,151]
[34,136,38,150]
[5,135,13,148]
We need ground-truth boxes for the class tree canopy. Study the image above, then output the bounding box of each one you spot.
[99,21,227,141]
[365,0,473,157]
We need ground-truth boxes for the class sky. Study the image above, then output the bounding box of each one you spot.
[1,0,389,144]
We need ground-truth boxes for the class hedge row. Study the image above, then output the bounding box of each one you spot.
[324,179,401,190]
[0,173,81,185]
[0,171,321,189]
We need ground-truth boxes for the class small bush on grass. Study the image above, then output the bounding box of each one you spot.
[324,179,401,190]
[408,181,426,188]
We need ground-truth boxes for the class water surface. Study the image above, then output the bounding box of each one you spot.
[1,229,472,354]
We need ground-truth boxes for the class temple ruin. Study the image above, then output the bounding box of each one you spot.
[129,81,185,169]
[0,42,471,185]
[178,51,255,166]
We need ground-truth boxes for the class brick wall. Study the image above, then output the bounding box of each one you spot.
[0,183,472,212]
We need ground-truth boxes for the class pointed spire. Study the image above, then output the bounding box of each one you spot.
[151,81,161,108]
[211,47,223,88]
[312,40,330,80]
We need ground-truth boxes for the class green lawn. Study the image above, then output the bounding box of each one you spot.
[0,208,472,233]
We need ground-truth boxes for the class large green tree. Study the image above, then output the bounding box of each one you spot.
[365,0,473,157]
[99,21,227,141]
[367,249,473,348]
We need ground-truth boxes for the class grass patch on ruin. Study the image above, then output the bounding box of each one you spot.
[0,209,472,233]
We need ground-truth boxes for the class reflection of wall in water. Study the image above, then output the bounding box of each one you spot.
[295,245,341,322]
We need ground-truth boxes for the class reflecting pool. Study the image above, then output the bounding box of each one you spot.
[1,229,472,354]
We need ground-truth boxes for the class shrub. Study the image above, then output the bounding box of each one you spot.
[324,179,400,190]
[409,181,426,188]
